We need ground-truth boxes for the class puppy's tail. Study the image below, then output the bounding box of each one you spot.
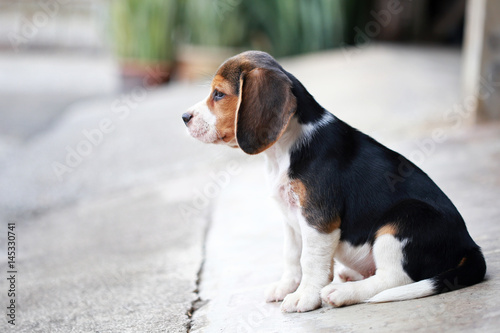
[367,247,486,303]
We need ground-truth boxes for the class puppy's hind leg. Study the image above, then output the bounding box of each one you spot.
[321,234,413,307]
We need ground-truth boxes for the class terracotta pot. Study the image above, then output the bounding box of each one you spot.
[119,59,172,90]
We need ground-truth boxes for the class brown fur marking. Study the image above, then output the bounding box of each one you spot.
[209,74,239,144]
[290,179,307,207]
[376,224,398,238]
[323,217,341,234]
[292,179,341,234]
[458,257,467,267]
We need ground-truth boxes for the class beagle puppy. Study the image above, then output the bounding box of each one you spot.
[182,51,486,313]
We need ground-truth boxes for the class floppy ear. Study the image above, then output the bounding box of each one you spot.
[235,68,296,155]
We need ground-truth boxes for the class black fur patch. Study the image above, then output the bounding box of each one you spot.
[286,75,486,287]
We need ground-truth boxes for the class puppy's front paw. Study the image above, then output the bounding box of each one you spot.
[265,278,300,302]
[321,282,359,307]
[280,287,321,313]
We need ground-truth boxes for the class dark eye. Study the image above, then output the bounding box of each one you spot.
[213,89,225,101]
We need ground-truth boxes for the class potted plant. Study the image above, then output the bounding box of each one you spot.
[110,0,178,87]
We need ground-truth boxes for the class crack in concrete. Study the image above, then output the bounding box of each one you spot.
[186,208,213,333]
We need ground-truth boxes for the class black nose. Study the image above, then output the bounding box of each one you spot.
[182,112,193,125]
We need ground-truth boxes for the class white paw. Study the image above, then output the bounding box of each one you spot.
[280,287,322,313]
[321,282,360,307]
[320,282,340,300]
[265,278,300,302]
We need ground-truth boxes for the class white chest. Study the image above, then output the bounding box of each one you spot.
[263,118,308,228]
[265,148,300,209]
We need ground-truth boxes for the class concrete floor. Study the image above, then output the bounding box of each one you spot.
[0,45,499,332]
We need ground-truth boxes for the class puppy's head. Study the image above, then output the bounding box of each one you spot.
[182,51,296,154]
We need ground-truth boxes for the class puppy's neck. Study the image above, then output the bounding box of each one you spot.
[264,116,301,163]
[264,111,335,164]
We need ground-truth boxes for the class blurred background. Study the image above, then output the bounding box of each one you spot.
[1,1,499,331]
[0,0,498,143]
